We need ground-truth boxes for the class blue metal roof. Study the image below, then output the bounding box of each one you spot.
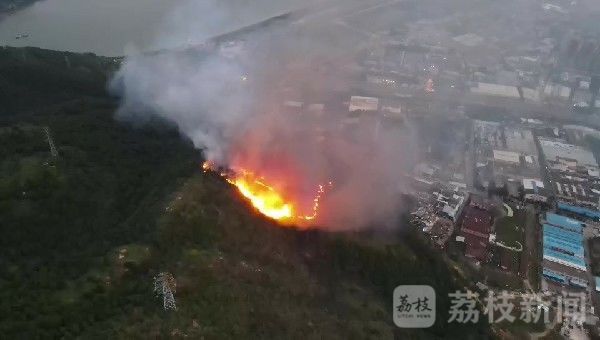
[543,269,566,283]
[546,212,584,232]
[557,202,600,220]
[543,228,582,244]
[543,236,584,257]
[543,248,586,269]
[543,224,583,243]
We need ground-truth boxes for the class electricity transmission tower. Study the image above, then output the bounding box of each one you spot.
[153,272,177,311]
[43,126,58,158]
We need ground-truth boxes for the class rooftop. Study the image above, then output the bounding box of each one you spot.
[546,212,584,232]
[349,96,379,112]
[464,234,489,262]
[543,247,586,271]
[543,259,588,281]
[543,221,586,272]
[470,82,520,98]
[523,178,544,190]
[461,206,493,237]
[493,149,521,164]
[504,128,537,155]
[539,138,597,167]
[557,202,600,220]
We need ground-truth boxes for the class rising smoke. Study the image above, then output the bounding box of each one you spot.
[110,0,416,230]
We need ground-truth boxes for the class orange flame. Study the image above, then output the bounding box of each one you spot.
[202,161,330,224]
[227,172,294,221]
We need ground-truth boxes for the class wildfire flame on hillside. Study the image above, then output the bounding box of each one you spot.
[203,161,332,226]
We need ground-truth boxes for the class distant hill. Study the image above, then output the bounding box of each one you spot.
[0,47,492,339]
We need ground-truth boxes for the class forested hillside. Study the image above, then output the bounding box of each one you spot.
[0,47,491,339]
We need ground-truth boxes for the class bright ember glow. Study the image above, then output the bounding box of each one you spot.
[202,161,330,224]
[229,173,294,220]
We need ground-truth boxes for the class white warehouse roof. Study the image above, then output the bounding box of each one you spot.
[493,150,520,164]
[539,138,597,167]
[349,96,379,112]
[523,178,544,190]
[470,83,520,98]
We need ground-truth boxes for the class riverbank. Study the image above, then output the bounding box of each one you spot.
[0,0,310,56]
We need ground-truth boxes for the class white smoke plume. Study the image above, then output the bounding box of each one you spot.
[111,0,416,230]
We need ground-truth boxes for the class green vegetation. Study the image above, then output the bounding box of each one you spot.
[0,46,120,116]
[0,47,199,338]
[139,174,492,339]
[495,309,547,337]
[495,214,525,247]
[491,217,525,291]
[0,47,492,338]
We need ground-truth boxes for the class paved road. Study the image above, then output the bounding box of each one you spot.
[464,119,476,190]
[522,204,539,289]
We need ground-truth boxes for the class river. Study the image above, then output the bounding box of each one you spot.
[0,0,305,56]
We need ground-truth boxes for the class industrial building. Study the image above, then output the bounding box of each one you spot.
[538,137,598,168]
[473,121,542,190]
[470,82,521,99]
[542,212,589,290]
[410,179,468,242]
[564,125,600,145]
[493,150,521,166]
[537,136,600,207]
[523,178,545,194]
[558,201,600,221]
[460,200,493,263]
[348,96,379,113]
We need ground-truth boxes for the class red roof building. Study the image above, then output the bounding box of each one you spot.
[461,206,493,263]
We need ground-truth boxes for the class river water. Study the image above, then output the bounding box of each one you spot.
[0,0,304,56]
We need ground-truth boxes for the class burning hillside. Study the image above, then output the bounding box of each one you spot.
[111,20,415,230]
[203,161,332,226]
